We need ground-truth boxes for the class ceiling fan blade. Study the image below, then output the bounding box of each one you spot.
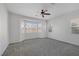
[40,9,50,18]
[44,13,51,15]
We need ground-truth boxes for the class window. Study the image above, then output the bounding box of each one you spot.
[22,20,42,33]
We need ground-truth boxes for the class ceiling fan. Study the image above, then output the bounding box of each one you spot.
[41,9,51,18]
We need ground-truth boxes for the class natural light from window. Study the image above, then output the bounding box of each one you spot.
[22,20,42,33]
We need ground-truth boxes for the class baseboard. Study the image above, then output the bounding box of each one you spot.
[49,37,79,47]
[1,43,9,56]
[9,37,46,45]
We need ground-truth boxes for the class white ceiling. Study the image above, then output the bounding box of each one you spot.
[5,3,79,20]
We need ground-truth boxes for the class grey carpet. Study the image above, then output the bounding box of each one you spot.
[2,38,79,56]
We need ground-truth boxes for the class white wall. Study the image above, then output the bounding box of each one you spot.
[48,9,79,46]
[8,12,21,43]
[8,12,47,43]
[0,4,9,55]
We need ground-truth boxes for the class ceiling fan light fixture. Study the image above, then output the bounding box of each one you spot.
[41,9,51,18]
